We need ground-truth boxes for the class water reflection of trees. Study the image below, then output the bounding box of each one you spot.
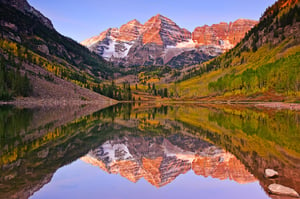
[0,106,33,147]
[93,103,169,121]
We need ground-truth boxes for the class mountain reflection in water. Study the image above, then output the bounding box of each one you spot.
[81,134,256,187]
[0,103,299,199]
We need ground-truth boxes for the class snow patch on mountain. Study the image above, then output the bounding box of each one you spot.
[95,38,134,60]
[176,39,196,48]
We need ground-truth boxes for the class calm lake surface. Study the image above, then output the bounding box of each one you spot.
[0,103,299,199]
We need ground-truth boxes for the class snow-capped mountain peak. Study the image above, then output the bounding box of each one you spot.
[81,15,257,67]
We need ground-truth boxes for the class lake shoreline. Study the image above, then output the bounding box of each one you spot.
[1,98,300,110]
[166,101,300,110]
[0,97,118,108]
[254,102,300,110]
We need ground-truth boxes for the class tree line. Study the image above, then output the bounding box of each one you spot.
[139,83,170,98]
[92,81,133,101]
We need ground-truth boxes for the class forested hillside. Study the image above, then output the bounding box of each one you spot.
[0,1,119,101]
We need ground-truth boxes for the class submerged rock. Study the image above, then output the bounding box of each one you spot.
[264,169,278,178]
[268,184,299,198]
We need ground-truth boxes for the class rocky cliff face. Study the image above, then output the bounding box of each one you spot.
[119,19,143,41]
[81,19,142,47]
[192,19,258,50]
[141,14,191,46]
[0,0,53,29]
[81,135,256,187]
[125,15,194,66]
[82,16,257,67]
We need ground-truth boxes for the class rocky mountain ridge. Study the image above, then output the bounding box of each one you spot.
[82,15,257,67]
[192,19,258,49]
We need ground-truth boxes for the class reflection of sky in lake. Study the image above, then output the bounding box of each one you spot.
[30,159,269,199]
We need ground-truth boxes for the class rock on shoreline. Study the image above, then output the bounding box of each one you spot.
[264,169,278,178]
[268,184,299,198]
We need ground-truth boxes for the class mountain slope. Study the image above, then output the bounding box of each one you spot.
[0,0,53,29]
[0,0,117,102]
[82,16,256,68]
[172,0,300,101]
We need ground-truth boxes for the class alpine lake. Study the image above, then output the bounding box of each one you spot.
[0,103,299,199]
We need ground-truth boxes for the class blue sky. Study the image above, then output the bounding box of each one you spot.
[28,0,276,43]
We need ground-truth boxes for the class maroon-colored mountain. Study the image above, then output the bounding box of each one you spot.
[81,19,143,47]
[192,19,258,49]
[81,15,257,67]
[141,14,191,46]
